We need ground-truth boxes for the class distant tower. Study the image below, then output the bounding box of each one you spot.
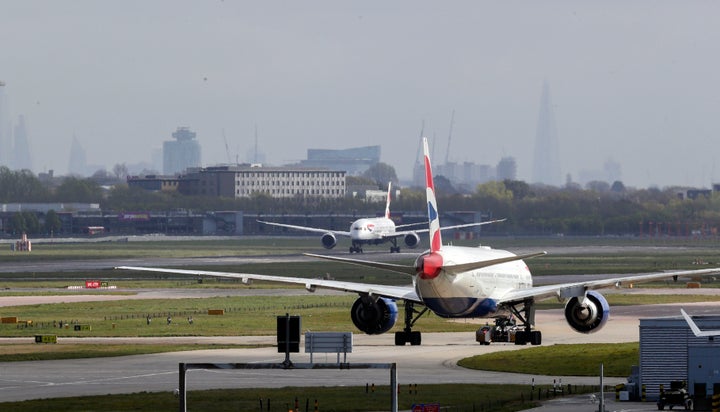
[532,81,562,186]
[0,81,9,167]
[163,127,201,174]
[68,135,88,176]
[496,157,517,181]
[13,115,32,171]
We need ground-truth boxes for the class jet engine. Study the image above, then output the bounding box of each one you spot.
[564,290,610,334]
[350,296,398,335]
[403,232,420,249]
[321,233,337,249]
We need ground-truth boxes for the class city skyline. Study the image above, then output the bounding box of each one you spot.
[2,2,719,188]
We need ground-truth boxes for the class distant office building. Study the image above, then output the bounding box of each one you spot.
[163,127,201,175]
[13,115,32,171]
[577,158,622,186]
[151,148,162,173]
[127,175,180,192]
[532,81,562,186]
[435,161,494,189]
[496,157,517,181]
[178,165,345,199]
[68,135,88,176]
[299,145,380,175]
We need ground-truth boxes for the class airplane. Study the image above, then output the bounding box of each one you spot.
[257,181,502,254]
[117,137,720,346]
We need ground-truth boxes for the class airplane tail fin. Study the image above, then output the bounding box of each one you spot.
[385,181,392,219]
[423,137,442,253]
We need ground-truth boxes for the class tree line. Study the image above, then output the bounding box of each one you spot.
[2,166,718,237]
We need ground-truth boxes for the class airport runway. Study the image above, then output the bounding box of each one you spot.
[0,244,718,409]
[1,301,718,405]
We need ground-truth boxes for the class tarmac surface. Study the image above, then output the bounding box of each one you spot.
[0,247,719,410]
[521,395,663,412]
[0,296,718,409]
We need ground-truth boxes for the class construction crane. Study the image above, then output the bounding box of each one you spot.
[445,109,455,165]
[222,129,232,164]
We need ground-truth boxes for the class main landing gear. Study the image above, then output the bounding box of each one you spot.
[507,298,542,346]
[349,244,363,253]
[395,300,428,346]
[388,238,401,253]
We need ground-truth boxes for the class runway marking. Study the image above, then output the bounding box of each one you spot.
[0,371,177,391]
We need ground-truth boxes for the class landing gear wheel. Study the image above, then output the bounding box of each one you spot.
[390,246,400,253]
[395,331,407,346]
[394,331,422,346]
[409,331,421,345]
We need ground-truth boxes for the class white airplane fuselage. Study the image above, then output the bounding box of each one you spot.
[350,217,396,243]
[414,245,533,318]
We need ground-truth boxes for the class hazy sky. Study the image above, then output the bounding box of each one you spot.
[1,1,719,188]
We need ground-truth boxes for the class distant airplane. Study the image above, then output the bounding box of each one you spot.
[117,137,720,346]
[257,182,501,253]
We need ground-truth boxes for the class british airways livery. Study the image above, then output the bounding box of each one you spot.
[118,137,720,346]
[258,181,498,254]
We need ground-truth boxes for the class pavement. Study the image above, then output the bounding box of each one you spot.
[522,394,662,412]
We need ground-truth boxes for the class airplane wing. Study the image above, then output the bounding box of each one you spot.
[496,267,720,304]
[257,220,351,237]
[115,266,421,302]
[386,218,507,239]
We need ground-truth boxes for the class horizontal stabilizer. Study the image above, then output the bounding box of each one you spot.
[442,251,547,275]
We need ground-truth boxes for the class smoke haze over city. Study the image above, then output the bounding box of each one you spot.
[1,1,719,188]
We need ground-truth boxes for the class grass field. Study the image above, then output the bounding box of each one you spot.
[459,342,638,377]
[0,382,596,412]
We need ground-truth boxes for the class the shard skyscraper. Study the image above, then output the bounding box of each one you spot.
[532,81,562,186]
[69,135,88,176]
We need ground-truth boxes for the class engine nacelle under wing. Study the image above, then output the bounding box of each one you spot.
[403,232,420,249]
[321,233,337,249]
[564,290,610,334]
[350,297,398,335]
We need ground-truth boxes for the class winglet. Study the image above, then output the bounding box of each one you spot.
[385,181,392,219]
[681,308,720,337]
[423,137,442,253]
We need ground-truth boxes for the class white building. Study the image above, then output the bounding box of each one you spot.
[179,165,346,199]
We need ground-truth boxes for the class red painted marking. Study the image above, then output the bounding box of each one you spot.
[424,156,434,189]
[419,253,443,279]
[431,230,441,253]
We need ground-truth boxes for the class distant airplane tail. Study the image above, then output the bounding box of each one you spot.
[385,181,392,219]
[423,137,442,253]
